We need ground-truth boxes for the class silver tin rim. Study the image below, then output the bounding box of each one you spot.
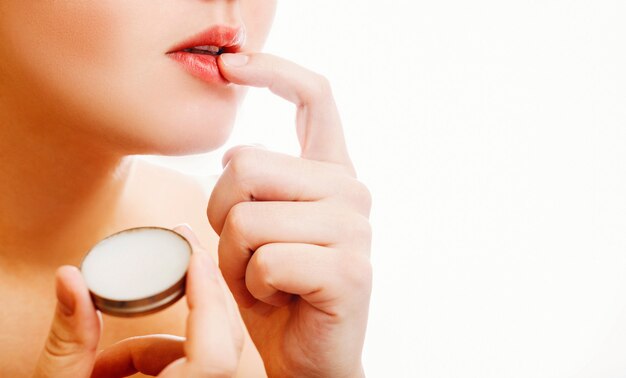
[79,226,192,317]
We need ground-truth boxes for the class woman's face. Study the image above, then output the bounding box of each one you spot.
[0,1,276,155]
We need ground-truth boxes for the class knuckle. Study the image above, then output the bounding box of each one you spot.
[224,202,252,237]
[44,325,88,359]
[340,252,373,291]
[226,147,261,181]
[358,214,373,241]
[344,164,359,179]
[337,178,373,215]
[304,73,332,103]
[349,214,373,249]
[352,180,373,213]
[250,245,274,286]
[206,182,226,234]
[314,74,332,94]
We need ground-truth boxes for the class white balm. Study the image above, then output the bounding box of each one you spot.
[80,227,192,317]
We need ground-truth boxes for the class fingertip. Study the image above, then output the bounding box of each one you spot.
[219,53,250,68]
[54,265,83,317]
[172,222,192,233]
[172,225,218,290]
[217,54,246,86]
[172,224,202,248]
[56,264,80,281]
[57,265,101,323]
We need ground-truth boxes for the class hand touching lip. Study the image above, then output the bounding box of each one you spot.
[217,52,357,169]
[208,52,372,377]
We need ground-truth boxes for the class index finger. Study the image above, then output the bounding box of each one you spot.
[218,52,355,175]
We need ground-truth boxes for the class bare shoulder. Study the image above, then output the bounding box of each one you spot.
[125,157,220,250]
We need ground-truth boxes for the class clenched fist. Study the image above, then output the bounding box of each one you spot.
[208,52,373,377]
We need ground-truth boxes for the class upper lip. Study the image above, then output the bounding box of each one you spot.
[166,25,246,54]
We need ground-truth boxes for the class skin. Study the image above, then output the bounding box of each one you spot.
[0,1,372,377]
[0,0,275,255]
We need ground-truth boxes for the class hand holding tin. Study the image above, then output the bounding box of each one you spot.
[33,225,243,377]
[80,227,192,317]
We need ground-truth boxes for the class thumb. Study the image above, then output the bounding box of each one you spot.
[33,266,102,378]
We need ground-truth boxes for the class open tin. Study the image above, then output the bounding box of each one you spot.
[80,226,192,317]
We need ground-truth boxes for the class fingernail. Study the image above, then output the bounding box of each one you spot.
[173,223,193,233]
[172,224,201,249]
[220,53,249,67]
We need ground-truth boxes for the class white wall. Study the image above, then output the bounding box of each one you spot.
[142,1,626,377]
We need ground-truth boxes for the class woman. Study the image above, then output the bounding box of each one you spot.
[0,1,373,377]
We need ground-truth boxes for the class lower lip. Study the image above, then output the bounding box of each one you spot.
[166,51,229,85]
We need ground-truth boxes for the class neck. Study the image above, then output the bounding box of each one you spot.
[0,115,135,267]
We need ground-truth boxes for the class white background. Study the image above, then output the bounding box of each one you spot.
[142,1,626,377]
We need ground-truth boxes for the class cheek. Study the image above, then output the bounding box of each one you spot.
[0,2,241,155]
[0,1,273,156]
[1,2,141,141]
[0,1,120,91]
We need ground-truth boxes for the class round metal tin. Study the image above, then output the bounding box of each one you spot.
[80,226,192,317]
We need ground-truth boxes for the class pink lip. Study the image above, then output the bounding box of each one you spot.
[166,25,245,85]
[167,51,228,85]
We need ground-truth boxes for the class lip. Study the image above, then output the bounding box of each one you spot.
[166,25,246,85]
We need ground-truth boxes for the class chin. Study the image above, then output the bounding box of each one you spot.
[85,105,237,158]
[92,83,245,157]
[157,117,236,156]
[127,107,238,156]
